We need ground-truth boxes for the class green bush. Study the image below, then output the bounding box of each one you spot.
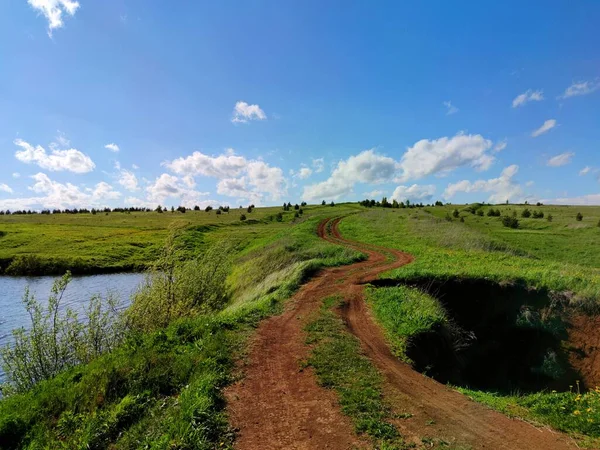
[1,273,125,394]
[532,210,544,219]
[576,212,583,221]
[521,208,531,218]
[501,215,519,229]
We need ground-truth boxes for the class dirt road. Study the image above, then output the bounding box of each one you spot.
[225,216,576,449]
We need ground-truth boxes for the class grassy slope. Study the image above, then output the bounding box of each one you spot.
[341,207,600,304]
[0,206,315,275]
[0,205,365,449]
[342,207,600,445]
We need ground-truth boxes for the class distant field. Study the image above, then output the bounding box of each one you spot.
[0,205,356,275]
[341,204,600,303]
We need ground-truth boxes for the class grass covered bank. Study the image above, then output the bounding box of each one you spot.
[344,207,600,446]
[0,206,364,449]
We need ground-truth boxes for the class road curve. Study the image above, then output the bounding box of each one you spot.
[225,216,576,450]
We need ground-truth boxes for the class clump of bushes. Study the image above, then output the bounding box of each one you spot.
[521,208,532,218]
[532,210,544,219]
[501,215,519,229]
[547,214,553,222]
[576,212,583,222]
[240,214,247,221]
[486,209,501,217]
[452,209,460,218]
[1,272,125,394]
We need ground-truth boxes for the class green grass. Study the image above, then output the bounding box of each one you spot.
[0,204,359,275]
[0,204,365,449]
[366,286,447,361]
[304,296,406,448]
[341,206,600,443]
[341,207,600,307]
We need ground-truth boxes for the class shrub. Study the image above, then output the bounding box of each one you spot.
[215,209,222,215]
[576,212,583,221]
[294,212,299,218]
[521,208,531,218]
[547,214,553,222]
[476,209,484,217]
[240,214,247,221]
[460,217,465,223]
[445,213,452,222]
[597,219,600,227]
[452,209,459,218]
[501,215,519,229]
[276,212,283,222]
[532,210,544,219]
[127,235,233,332]
[0,272,126,394]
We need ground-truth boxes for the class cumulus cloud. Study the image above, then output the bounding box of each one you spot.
[146,173,210,207]
[547,152,574,167]
[291,165,313,180]
[12,173,21,179]
[397,133,494,181]
[0,173,120,211]
[541,193,600,206]
[560,80,600,99]
[443,165,523,203]
[363,190,384,198]
[443,101,459,115]
[312,158,325,173]
[531,119,557,137]
[0,184,13,193]
[164,150,286,202]
[494,140,507,152]
[14,138,95,173]
[302,150,397,201]
[28,0,80,36]
[391,184,436,203]
[231,101,267,124]
[118,169,139,191]
[165,150,247,178]
[579,166,592,176]
[512,89,544,108]
[105,143,120,152]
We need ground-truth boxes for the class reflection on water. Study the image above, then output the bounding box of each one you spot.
[0,273,144,383]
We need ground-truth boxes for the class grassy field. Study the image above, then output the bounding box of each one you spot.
[342,204,600,445]
[0,206,337,275]
[0,204,365,449]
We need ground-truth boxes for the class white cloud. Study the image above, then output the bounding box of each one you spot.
[28,0,80,36]
[579,166,592,176]
[363,190,384,198]
[303,150,397,201]
[164,150,286,202]
[118,169,139,191]
[443,101,459,115]
[560,80,600,99]
[146,173,210,207]
[132,164,139,170]
[391,184,436,203]
[12,173,21,179]
[512,89,544,108]
[231,101,267,124]
[14,138,95,173]
[291,165,313,180]
[443,165,523,203]
[493,140,507,152]
[547,152,574,167]
[0,184,13,194]
[541,193,600,205]
[531,119,557,137]
[105,143,120,152]
[312,158,325,173]
[165,150,247,178]
[397,133,494,181]
[0,173,120,210]
[525,181,535,187]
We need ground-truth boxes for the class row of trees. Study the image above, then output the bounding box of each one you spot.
[359,197,429,208]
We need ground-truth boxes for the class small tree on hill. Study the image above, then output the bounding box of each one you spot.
[521,208,531,218]
[576,212,583,222]
[502,216,519,229]
[322,200,326,206]
[547,214,553,222]
[240,214,246,221]
[452,209,459,218]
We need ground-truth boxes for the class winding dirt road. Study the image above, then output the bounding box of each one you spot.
[225,217,577,449]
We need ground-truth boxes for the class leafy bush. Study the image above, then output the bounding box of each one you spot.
[487,209,501,217]
[0,272,126,394]
[532,210,544,219]
[476,209,484,216]
[127,234,233,332]
[452,209,459,218]
[547,214,553,222]
[576,212,583,221]
[501,215,519,229]
[521,208,531,218]
[240,214,247,221]
[445,213,452,222]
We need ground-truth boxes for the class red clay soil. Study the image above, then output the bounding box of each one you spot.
[568,314,600,390]
[225,217,578,450]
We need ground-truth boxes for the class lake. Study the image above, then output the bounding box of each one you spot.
[0,273,145,383]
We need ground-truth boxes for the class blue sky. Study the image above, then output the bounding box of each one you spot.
[0,0,599,210]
